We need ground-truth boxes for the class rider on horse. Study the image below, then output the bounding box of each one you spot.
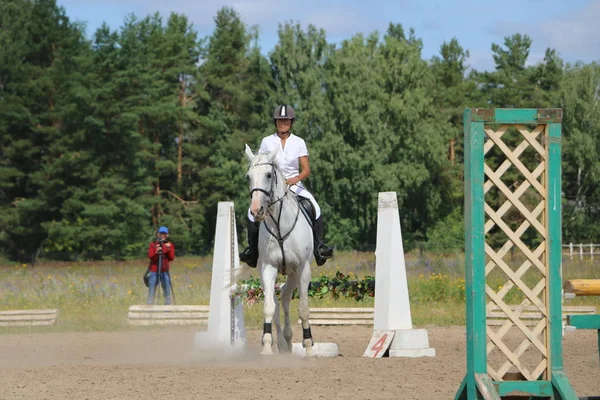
[240,104,334,268]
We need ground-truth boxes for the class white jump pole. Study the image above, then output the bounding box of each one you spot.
[195,201,246,350]
[364,192,435,358]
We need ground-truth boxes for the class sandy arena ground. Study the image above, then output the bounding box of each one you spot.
[1,325,599,400]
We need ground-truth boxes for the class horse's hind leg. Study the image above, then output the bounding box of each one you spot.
[298,262,314,357]
[260,265,277,356]
[279,276,297,353]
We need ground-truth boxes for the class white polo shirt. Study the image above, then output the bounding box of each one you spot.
[258,133,309,179]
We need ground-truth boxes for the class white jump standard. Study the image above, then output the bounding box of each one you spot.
[195,201,246,351]
[363,192,435,358]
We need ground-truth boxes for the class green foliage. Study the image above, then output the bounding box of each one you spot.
[561,62,600,240]
[1,3,599,262]
[426,209,465,252]
[235,271,376,305]
[410,273,466,303]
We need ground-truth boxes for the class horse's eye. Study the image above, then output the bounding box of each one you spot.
[245,174,250,181]
[266,173,272,180]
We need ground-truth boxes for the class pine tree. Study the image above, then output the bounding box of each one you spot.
[0,0,91,261]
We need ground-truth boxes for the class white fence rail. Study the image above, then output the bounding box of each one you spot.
[127,305,209,326]
[562,243,600,260]
[0,309,59,327]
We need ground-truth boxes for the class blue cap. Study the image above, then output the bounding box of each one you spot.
[158,226,169,234]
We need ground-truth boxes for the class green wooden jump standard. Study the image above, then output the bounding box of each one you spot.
[454,108,578,399]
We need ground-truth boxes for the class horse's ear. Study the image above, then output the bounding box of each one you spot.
[244,144,255,163]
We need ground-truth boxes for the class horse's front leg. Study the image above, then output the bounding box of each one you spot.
[279,275,297,353]
[298,261,314,357]
[260,264,277,356]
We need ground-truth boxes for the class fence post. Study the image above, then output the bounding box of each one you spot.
[570,242,573,261]
[591,243,594,261]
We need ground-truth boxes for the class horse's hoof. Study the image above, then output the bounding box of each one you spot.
[260,348,274,356]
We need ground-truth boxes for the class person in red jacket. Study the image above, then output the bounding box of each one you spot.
[146,226,176,305]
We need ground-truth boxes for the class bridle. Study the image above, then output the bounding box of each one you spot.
[248,161,300,274]
[249,162,285,208]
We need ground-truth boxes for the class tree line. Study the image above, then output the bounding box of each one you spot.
[1,0,598,262]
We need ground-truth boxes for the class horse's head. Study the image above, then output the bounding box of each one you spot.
[244,144,283,221]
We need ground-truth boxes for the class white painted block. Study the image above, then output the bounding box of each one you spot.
[388,329,436,358]
[198,201,246,350]
[389,329,431,350]
[373,192,412,331]
[388,348,436,358]
[291,342,340,358]
[370,192,436,359]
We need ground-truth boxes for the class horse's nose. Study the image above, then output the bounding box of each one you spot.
[251,205,265,220]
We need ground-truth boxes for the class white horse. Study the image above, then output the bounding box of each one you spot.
[244,144,314,357]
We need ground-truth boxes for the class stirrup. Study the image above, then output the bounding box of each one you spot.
[317,244,333,259]
[315,255,327,267]
[314,245,333,267]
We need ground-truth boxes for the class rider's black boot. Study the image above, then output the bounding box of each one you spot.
[240,219,260,268]
[313,216,333,266]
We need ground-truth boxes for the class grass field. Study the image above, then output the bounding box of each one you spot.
[1,250,599,333]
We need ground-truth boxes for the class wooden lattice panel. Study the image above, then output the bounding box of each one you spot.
[482,124,549,381]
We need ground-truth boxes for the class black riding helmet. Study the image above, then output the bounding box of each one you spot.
[273,104,295,127]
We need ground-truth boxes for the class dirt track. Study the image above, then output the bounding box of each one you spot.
[1,325,599,399]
